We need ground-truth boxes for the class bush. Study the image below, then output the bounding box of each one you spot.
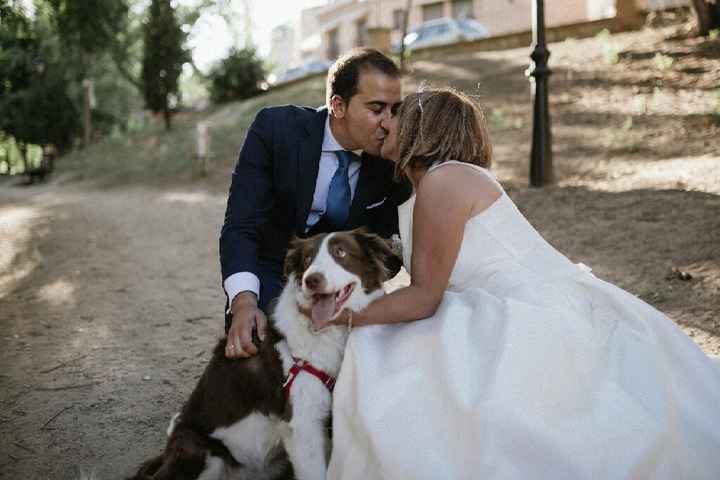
[0,3,80,154]
[208,47,265,104]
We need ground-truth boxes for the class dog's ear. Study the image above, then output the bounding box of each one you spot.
[284,236,306,278]
[352,230,397,280]
[354,231,393,260]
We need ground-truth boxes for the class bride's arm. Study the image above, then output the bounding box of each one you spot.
[349,165,499,327]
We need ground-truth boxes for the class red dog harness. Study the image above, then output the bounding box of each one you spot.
[283,357,336,400]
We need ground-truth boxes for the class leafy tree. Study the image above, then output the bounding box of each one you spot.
[46,0,130,58]
[208,47,265,104]
[0,1,79,167]
[142,0,189,130]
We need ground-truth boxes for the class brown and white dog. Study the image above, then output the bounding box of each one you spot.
[128,229,394,480]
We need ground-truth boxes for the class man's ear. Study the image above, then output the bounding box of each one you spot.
[329,94,347,119]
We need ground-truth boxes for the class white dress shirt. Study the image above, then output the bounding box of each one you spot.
[224,115,362,305]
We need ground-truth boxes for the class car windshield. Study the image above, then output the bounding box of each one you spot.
[423,22,450,38]
[457,19,487,36]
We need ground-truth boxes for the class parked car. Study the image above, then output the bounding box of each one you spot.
[276,60,333,84]
[393,18,490,52]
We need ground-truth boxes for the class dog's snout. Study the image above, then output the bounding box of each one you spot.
[304,272,326,291]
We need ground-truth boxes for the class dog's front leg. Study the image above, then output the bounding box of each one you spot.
[282,416,329,480]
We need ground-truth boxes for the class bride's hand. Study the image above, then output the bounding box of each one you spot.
[331,308,352,328]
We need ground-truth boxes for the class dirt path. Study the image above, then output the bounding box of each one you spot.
[0,182,229,479]
[2,166,718,478]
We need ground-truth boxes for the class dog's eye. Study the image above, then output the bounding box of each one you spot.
[303,256,312,268]
[335,247,346,258]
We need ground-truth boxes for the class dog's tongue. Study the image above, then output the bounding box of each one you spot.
[311,295,336,329]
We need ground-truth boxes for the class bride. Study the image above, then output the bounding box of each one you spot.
[318,87,720,479]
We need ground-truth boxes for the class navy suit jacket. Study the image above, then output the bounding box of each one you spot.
[220,105,412,317]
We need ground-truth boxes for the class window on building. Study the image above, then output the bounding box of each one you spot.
[451,0,475,19]
[355,17,368,47]
[392,9,406,30]
[422,2,444,22]
[327,29,339,60]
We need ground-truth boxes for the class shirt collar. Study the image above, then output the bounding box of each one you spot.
[323,115,363,157]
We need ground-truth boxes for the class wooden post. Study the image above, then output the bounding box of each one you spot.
[82,79,94,147]
[197,121,209,175]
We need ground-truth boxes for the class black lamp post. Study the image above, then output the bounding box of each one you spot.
[526,0,553,187]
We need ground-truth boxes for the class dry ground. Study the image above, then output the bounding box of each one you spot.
[1,15,719,479]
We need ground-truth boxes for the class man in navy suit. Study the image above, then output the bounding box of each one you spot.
[221,48,412,359]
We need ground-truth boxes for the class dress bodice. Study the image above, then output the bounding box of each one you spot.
[332,164,720,480]
[398,161,583,296]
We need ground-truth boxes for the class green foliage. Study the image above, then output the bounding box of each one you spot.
[208,47,265,104]
[59,76,327,184]
[46,0,130,57]
[653,53,674,71]
[595,29,621,65]
[709,29,719,40]
[0,2,80,153]
[142,0,189,129]
[0,135,43,174]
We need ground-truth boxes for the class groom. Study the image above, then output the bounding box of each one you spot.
[220,48,411,359]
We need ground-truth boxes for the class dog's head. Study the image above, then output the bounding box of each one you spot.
[284,229,394,330]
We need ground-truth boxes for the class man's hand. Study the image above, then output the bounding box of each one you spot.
[225,291,268,358]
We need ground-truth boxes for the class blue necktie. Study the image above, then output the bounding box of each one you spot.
[325,150,353,229]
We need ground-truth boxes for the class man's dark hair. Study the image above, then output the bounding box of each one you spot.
[326,48,400,108]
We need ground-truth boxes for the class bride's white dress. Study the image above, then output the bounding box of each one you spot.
[328,161,720,479]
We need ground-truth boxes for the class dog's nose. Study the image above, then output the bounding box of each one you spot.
[304,272,326,291]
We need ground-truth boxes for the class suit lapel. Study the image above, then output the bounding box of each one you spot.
[347,153,381,228]
[295,108,328,233]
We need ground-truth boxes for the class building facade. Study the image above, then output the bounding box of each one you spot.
[274,0,688,76]
[304,0,591,63]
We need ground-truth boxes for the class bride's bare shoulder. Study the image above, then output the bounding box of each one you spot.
[418,162,501,214]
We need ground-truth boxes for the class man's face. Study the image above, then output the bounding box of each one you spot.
[379,112,399,162]
[333,69,401,156]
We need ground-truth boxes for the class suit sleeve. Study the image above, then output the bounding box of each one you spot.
[219,108,275,283]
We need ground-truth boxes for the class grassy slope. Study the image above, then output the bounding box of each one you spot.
[60,76,327,186]
[59,18,719,190]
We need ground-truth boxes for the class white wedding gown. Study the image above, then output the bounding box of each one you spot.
[328,161,720,479]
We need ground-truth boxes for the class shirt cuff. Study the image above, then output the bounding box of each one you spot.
[224,272,261,311]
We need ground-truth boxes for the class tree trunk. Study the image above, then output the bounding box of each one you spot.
[19,143,28,171]
[691,0,720,36]
[163,103,172,131]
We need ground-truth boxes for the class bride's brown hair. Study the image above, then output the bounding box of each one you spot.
[394,87,492,180]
